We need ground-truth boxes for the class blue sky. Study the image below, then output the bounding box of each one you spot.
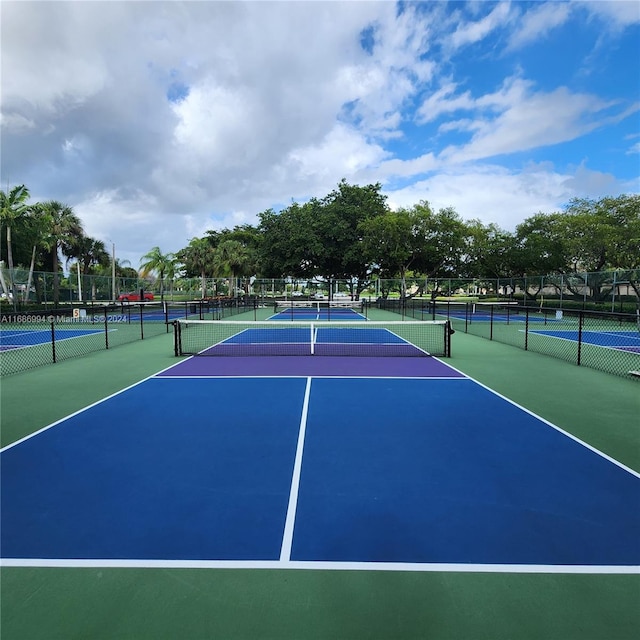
[1,0,638,267]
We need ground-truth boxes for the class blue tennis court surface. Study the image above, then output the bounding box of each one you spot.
[269,309,366,321]
[2,353,638,570]
[0,327,104,351]
[429,305,560,324]
[530,329,640,353]
[201,326,426,357]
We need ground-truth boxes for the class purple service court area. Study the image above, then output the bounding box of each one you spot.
[159,355,463,378]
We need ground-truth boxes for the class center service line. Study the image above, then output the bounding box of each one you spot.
[280,376,312,562]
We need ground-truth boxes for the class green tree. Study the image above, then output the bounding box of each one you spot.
[213,239,252,296]
[259,181,388,297]
[463,221,520,279]
[514,213,568,275]
[360,207,422,298]
[315,180,389,296]
[67,236,111,301]
[70,236,110,276]
[177,237,216,299]
[361,202,467,298]
[258,204,320,279]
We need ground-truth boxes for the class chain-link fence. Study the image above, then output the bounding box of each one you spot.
[1,269,638,313]
[378,299,640,380]
[0,298,261,376]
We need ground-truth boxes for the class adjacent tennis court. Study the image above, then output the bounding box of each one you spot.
[269,299,367,321]
[2,318,638,571]
[0,326,104,351]
[432,301,562,323]
[529,329,640,354]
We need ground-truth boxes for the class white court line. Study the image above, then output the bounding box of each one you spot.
[0,558,637,574]
[280,377,312,561]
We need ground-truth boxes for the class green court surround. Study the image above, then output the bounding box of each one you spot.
[1,309,638,640]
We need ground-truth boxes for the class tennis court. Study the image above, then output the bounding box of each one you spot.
[0,326,104,351]
[2,319,638,570]
[2,310,639,639]
[269,300,367,321]
[529,329,640,354]
[432,301,561,323]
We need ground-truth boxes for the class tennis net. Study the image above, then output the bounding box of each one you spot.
[274,300,364,312]
[174,319,452,357]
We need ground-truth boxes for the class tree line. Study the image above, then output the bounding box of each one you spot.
[2,180,638,304]
[178,180,639,300]
[0,185,176,305]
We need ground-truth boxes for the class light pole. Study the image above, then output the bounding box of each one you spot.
[111,241,116,302]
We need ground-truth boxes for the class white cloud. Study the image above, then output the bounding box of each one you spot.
[627,141,640,155]
[286,123,389,180]
[1,1,637,266]
[171,81,259,165]
[561,161,621,195]
[70,189,166,268]
[384,161,629,231]
[578,0,640,27]
[0,2,128,117]
[507,2,573,50]
[440,79,618,164]
[417,82,475,124]
[449,1,513,49]
[374,153,439,180]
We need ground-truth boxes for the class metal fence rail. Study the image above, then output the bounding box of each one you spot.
[378,299,640,380]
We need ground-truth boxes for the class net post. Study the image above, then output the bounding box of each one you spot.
[173,321,179,356]
[139,303,144,339]
[310,322,315,355]
[104,310,109,349]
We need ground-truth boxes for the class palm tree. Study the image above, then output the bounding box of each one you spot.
[70,236,110,274]
[40,201,84,305]
[22,203,53,304]
[213,239,252,297]
[68,236,110,301]
[139,246,176,301]
[0,184,31,304]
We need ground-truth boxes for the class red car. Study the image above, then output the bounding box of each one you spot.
[118,292,155,302]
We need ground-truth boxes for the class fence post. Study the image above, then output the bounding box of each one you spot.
[51,321,57,363]
[577,311,584,366]
[490,305,494,340]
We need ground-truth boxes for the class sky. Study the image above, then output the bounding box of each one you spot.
[1,0,639,268]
